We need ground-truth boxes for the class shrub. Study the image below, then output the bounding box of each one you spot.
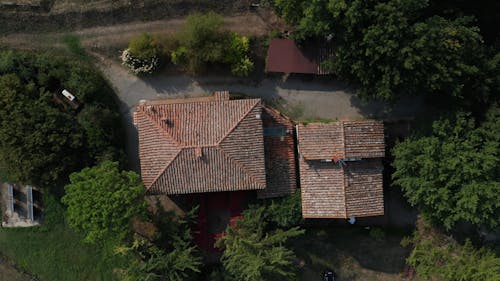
[369,228,385,241]
[171,12,254,76]
[121,49,160,75]
[122,33,161,75]
[128,33,161,60]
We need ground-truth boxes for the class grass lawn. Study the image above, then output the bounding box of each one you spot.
[0,196,131,281]
[294,226,411,281]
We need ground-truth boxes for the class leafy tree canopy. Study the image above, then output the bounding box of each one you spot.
[274,0,496,104]
[403,218,500,281]
[62,161,147,244]
[216,205,304,281]
[392,106,500,230]
[0,50,124,188]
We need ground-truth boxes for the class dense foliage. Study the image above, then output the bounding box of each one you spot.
[0,50,124,187]
[171,12,254,76]
[62,161,147,244]
[123,206,202,281]
[392,107,500,230]
[216,205,304,281]
[403,218,500,280]
[264,191,303,228]
[274,0,498,104]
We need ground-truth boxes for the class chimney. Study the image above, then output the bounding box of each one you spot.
[195,147,203,158]
[213,91,230,101]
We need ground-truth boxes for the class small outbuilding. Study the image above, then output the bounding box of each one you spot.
[265,38,332,75]
[297,121,385,219]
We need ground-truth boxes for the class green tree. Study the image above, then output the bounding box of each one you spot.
[216,206,304,281]
[392,107,500,230]
[274,0,491,103]
[62,161,147,243]
[122,206,202,281]
[0,73,83,186]
[124,235,201,281]
[403,218,500,281]
[0,50,125,187]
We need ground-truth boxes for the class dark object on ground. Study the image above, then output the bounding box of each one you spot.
[323,270,336,281]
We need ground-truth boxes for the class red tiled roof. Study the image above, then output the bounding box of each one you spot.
[134,93,267,194]
[300,158,384,218]
[257,105,297,198]
[265,38,332,75]
[297,121,385,218]
[297,121,385,160]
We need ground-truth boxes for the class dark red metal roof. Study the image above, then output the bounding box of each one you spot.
[266,38,317,74]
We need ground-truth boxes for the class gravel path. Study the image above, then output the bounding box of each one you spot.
[94,54,424,170]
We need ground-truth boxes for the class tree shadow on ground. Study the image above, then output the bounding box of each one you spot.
[293,226,411,280]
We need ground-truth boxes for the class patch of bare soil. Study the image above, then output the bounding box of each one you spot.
[0,0,264,34]
[0,10,284,55]
[0,256,33,281]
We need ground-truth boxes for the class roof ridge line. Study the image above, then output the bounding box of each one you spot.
[137,106,182,147]
[341,121,348,218]
[342,165,348,219]
[147,148,182,191]
[340,121,346,158]
[216,146,266,189]
[216,99,261,145]
[145,97,261,106]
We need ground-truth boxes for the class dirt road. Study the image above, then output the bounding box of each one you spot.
[0,12,276,51]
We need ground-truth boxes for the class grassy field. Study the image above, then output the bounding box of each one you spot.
[294,226,411,281]
[0,196,131,281]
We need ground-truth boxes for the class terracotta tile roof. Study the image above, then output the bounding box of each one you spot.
[297,120,385,160]
[257,105,297,198]
[134,93,266,194]
[300,158,384,218]
[297,121,385,218]
[343,121,385,158]
[296,122,345,160]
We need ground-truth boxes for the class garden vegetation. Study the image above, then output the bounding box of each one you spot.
[122,12,254,76]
